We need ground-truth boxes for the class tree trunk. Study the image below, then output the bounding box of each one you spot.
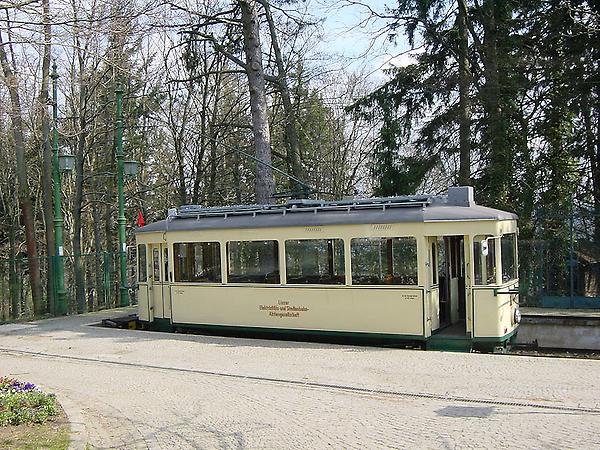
[208,135,218,205]
[40,0,56,315]
[239,0,275,204]
[232,149,242,204]
[73,79,87,313]
[92,188,104,309]
[175,140,187,206]
[259,0,305,195]
[0,35,44,316]
[195,73,209,203]
[481,0,508,208]
[206,71,223,205]
[8,224,19,319]
[457,0,471,186]
[70,2,88,313]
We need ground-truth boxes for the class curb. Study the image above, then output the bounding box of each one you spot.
[57,393,89,450]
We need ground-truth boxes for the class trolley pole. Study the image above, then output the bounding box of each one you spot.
[115,84,130,307]
[51,62,67,316]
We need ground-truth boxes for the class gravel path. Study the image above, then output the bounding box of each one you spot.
[1,308,599,449]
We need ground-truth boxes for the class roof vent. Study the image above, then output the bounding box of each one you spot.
[447,186,475,207]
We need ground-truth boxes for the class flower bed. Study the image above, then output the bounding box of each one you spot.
[0,377,58,426]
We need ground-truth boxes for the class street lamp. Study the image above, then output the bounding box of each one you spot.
[124,160,139,177]
[115,85,139,307]
[51,62,68,316]
[58,152,75,173]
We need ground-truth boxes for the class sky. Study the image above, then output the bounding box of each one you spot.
[305,0,417,82]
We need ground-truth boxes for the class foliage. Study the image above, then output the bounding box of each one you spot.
[0,377,58,426]
[351,0,599,229]
[1,0,598,315]
[348,2,465,196]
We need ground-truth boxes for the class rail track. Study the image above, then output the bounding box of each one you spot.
[2,346,599,415]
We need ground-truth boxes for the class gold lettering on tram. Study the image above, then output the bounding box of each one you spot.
[259,299,310,318]
[304,226,322,233]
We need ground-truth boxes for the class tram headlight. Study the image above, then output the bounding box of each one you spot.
[513,308,522,324]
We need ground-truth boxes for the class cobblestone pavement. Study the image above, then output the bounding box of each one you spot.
[1,308,599,449]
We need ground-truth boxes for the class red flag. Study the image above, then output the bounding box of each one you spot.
[136,210,145,227]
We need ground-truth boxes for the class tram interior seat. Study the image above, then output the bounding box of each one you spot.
[286,275,345,285]
[352,275,417,285]
[191,268,220,283]
[228,271,281,284]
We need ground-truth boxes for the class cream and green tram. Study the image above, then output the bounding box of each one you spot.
[135,186,521,351]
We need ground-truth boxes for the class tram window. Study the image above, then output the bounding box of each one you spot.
[137,244,147,282]
[153,247,160,281]
[351,237,417,285]
[285,239,345,284]
[431,242,437,285]
[436,238,446,281]
[501,233,517,282]
[164,247,169,282]
[227,240,280,284]
[474,235,497,285]
[173,242,221,283]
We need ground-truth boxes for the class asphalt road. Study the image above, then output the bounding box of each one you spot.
[1,308,599,449]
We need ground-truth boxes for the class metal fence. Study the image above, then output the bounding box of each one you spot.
[1,208,598,321]
[0,250,137,323]
[519,208,600,308]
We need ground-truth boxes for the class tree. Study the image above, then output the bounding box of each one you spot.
[239,0,275,203]
[0,29,44,315]
[349,0,475,196]
[39,0,55,314]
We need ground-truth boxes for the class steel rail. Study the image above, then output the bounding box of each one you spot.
[1,347,598,415]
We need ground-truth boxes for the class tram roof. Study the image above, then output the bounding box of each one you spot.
[136,187,517,234]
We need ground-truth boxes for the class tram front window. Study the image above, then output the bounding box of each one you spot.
[351,237,417,285]
[501,233,518,282]
[474,235,497,285]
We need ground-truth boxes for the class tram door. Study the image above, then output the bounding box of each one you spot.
[148,243,170,320]
[436,236,466,329]
[137,244,151,321]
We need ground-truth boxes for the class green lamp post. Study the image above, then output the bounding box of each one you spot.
[115,84,133,307]
[50,62,72,315]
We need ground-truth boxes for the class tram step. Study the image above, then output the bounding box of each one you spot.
[101,314,139,330]
[426,336,473,352]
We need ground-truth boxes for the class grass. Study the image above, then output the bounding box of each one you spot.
[0,377,70,449]
[0,409,70,450]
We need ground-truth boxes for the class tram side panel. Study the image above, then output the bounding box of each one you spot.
[472,285,519,341]
[169,285,425,338]
[428,287,440,332]
[138,284,150,321]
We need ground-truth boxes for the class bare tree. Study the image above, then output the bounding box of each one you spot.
[238,0,274,203]
[258,0,305,193]
[39,0,55,313]
[0,30,44,315]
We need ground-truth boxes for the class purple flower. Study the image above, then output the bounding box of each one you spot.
[1,380,37,393]
[13,382,37,392]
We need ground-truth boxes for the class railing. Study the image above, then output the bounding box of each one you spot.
[0,251,137,323]
[519,207,600,308]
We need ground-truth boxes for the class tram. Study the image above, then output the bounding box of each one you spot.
[134,186,521,351]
